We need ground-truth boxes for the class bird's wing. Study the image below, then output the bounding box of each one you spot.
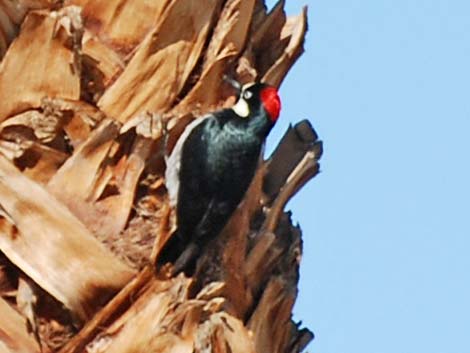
[192,197,234,242]
[165,116,206,207]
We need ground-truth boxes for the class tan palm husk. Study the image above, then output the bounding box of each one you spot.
[0,1,322,352]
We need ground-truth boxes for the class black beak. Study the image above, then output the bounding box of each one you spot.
[223,75,242,96]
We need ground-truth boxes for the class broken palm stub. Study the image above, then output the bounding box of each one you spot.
[0,1,322,353]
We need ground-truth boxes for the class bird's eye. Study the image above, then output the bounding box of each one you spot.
[243,91,253,100]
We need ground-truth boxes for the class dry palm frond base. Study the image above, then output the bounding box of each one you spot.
[0,1,323,352]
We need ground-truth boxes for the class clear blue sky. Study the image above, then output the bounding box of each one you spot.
[265,1,470,352]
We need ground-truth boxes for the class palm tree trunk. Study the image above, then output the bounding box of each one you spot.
[0,1,322,352]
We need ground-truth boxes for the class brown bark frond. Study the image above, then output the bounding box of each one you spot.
[0,1,322,352]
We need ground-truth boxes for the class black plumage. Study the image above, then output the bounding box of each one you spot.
[158,82,280,274]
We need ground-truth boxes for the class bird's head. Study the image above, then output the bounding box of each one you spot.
[224,77,281,124]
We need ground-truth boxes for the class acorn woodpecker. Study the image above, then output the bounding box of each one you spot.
[159,78,281,274]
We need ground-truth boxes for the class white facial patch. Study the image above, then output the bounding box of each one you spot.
[231,83,255,118]
[232,98,250,118]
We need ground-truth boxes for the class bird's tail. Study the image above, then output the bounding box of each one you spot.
[156,231,183,266]
[156,231,200,276]
[171,242,200,275]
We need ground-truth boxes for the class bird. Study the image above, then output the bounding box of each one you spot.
[158,77,281,275]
